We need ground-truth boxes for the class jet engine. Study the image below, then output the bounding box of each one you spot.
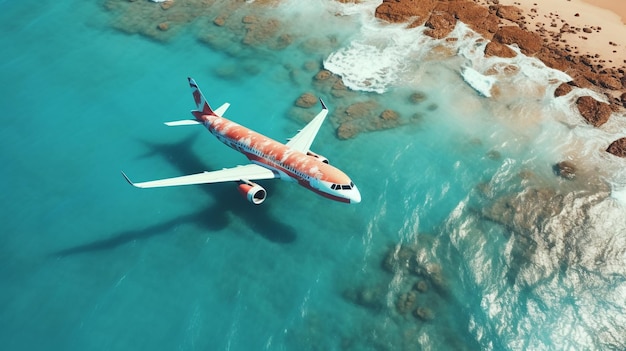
[237,181,267,205]
[307,151,329,164]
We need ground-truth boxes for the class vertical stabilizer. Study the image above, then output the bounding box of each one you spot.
[188,77,214,118]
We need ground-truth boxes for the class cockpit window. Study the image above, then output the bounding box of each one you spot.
[331,183,353,190]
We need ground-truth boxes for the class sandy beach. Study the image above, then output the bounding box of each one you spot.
[583,0,626,24]
[498,0,626,67]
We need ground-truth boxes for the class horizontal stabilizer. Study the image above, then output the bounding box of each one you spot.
[214,102,230,116]
[164,120,201,126]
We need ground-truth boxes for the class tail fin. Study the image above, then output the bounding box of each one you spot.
[188,77,214,119]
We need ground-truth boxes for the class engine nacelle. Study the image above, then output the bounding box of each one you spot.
[237,182,267,205]
[307,151,329,164]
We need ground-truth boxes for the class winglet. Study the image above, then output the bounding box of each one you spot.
[121,171,138,188]
[320,98,327,110]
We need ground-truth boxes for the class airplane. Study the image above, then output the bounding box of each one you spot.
[122,77,361,205]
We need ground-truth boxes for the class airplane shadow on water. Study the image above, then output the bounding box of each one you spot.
[53,134,297,258]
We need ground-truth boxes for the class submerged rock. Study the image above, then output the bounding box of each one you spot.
[314,69,332,81]
[295,93,317,108]
[157,22,169,31]
[413,306,434,321]
[396,291,417,314]
[409,92,427,104]
[343,286,384,311]
[160,0,174,10]
[554,161,577,180]
[344,101,379,119]
[413,280,429,293]
[337,122,359,140]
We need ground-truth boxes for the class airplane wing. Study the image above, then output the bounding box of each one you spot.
[122,164,277,189]
[286,100,328,153]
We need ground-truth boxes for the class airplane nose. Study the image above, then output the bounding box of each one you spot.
[350,187,361,204]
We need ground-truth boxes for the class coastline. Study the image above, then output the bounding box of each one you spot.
[497,0,626,69]
[105,0,626,157]
[374,0,626,157]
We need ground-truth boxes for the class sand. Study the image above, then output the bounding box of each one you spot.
[497,0,626,67]
[582,0,626,24]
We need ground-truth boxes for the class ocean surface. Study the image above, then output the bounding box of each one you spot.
[1,0,626,350]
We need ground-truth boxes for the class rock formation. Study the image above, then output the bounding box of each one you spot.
[484,41,516,58]
[554,82,573,97]
[373,0,626,127]
[492,26,542,55]
[576,96,612,127]
[424,11,456,39]
[606,138,626,158]
[295,93,317,108]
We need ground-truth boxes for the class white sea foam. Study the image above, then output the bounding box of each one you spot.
[612,187,626,205]
[324,24,432,93]
[461,66,496,97]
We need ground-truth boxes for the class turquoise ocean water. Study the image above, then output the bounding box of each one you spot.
[2,0,626,350]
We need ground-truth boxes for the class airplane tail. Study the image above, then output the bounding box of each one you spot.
[188,77,214,119]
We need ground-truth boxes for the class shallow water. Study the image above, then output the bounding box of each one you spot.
[1,0,625,350]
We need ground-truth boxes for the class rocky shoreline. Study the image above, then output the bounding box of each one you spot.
[108,0,626,157]
[374,0,626,157]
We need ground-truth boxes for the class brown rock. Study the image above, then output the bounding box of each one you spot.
[597,74,623,90]
[445,1,500,38]
[315,70,332,81]
[576,96,612,127]
[295,93,317,108]
[424,11,456,39]
[413,280,428,293]
[554,82,573,97]
[410,92,427,104]
[621,92,626,105]
[242,15,257,24]
[536,47,571,72]
[396,291,417,314]
[337,122,359,140]
[484,41,516,58]
[606,138,626,157]
[554,161,576,180]
[413,306,434,321]
[380,109,399,121]
[493,26,542,55]
[375,0,438,26]
[345,101,378,119]
[213,16,226,27]
[157,22,169,31]
[160,0,174,10]
[496,5,523,22]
